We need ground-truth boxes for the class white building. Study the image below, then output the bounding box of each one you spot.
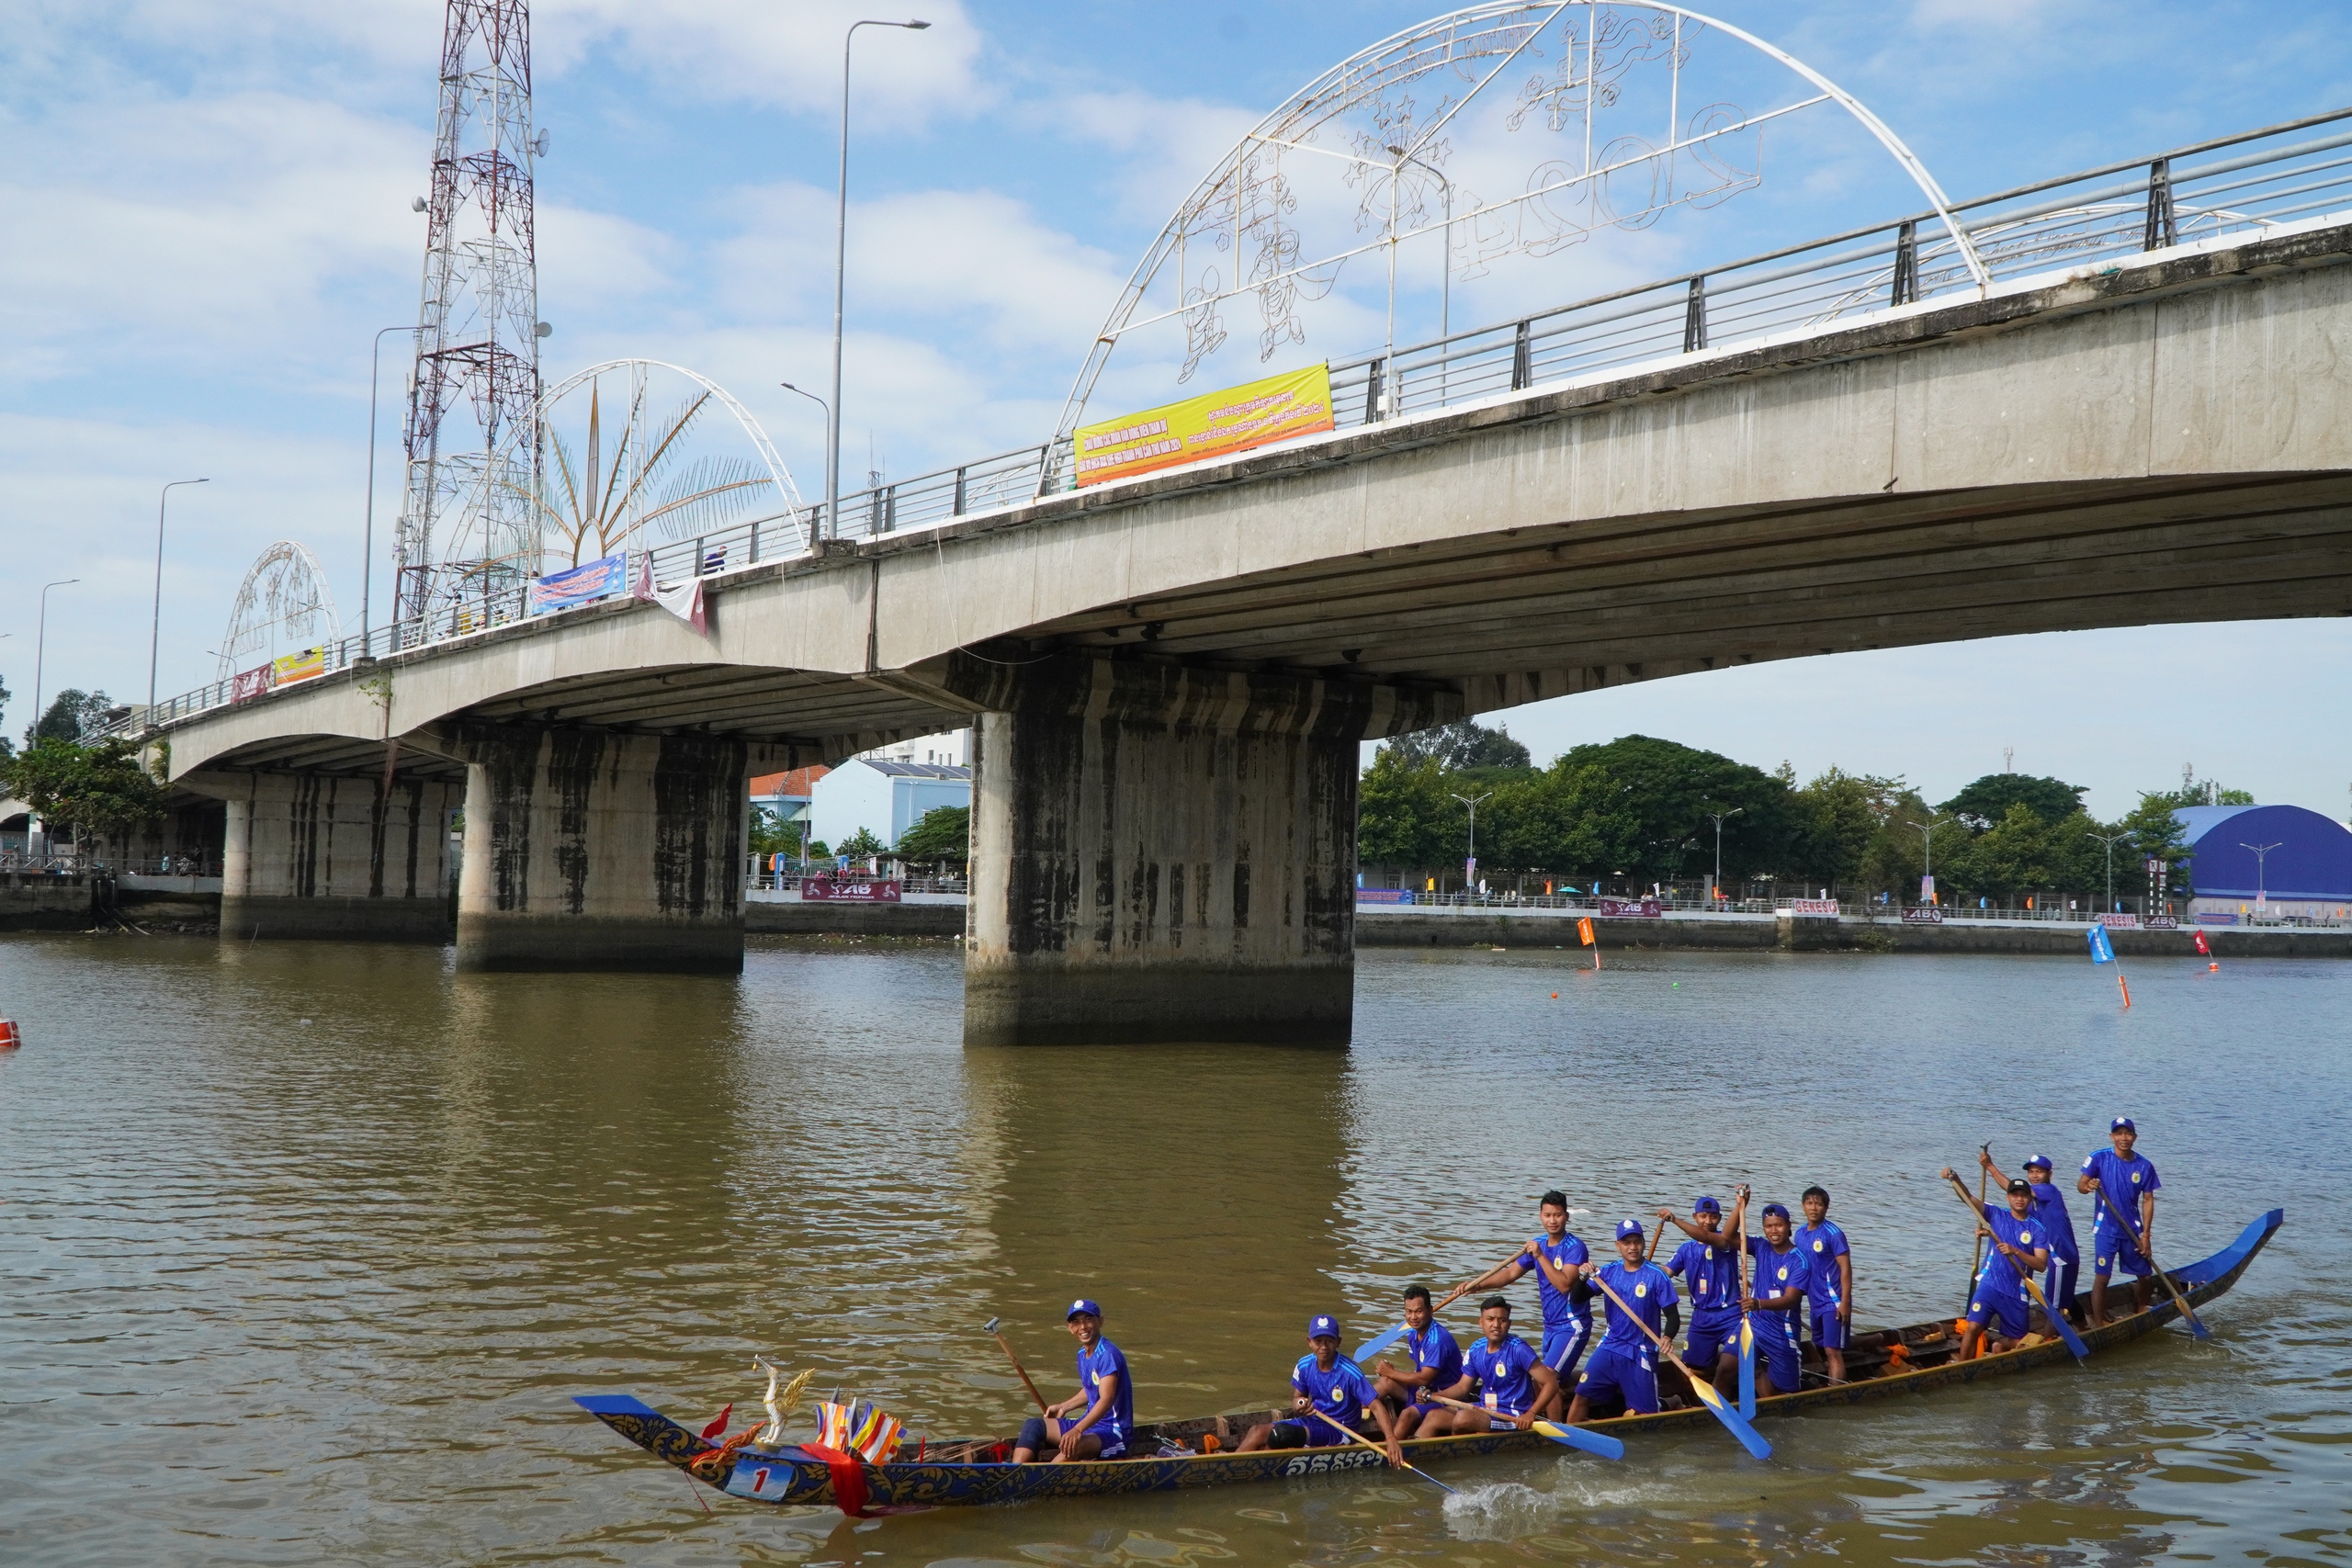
[864,728,969,767]
[808,758,971,853]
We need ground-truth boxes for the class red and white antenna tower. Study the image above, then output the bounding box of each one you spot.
[395,0,547,630]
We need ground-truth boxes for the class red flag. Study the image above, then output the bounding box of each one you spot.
[2194,930,2211,956]
[701,1404,733,1440]
[803,1442,871,1517]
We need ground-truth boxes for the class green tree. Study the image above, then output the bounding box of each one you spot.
[1855,788,1951,901]
[1939,773,2086,830]
[749,807,810,858]
[1,736,167,853]
[1381,718,1532,771]
[29,688,114,747]
[837,826,888,863]
[1552,734,1792,884]
[1482,760,1642,881]
[0,670,11,761]
[1788,768,1905,886]
[2118,790,2199,898]
[1941,805,2109,905]
[895,804,970,865]
[1356,750,1453,869]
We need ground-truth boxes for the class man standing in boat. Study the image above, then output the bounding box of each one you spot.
[1451,1190,1590,1418]
[2079,1116,2162,1326]
[1010,1299,1133,1463]
[1414,1297,1562,1435]
[1233,1314,1407,1466]
[1944,1168,2053,1356]
[1742,1202,1812,1397]
[1657,1190,1746,1397]
[1794,1186,1855,1384]
[1982,1146,2083,1330]
[1371,1285,1463,1438]
[1567,1220,1681,1421]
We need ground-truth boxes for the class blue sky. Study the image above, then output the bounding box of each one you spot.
[4,0,2349,818]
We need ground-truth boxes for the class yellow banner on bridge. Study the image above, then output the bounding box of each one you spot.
[272,646,325,686]
[1074,364,1334,487]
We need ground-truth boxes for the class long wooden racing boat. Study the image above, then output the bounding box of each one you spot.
[576,1206,2281,1512]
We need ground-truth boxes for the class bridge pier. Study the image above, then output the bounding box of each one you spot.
[183,769,458,942]
[438,723,759,976]
[944,653,1445,1047]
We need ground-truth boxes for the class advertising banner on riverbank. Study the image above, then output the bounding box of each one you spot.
[1597,897,1663,918]
[803,876,901,903]
[1782,898,1840,916]
[1074,364,1334,487]
[1902,905,1944,923]
[529,553,627,614]
[1356,888,1414,905]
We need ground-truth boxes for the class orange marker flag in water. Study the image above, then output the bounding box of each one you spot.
[1577,916,1600,970]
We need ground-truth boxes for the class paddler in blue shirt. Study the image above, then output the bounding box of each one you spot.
[1944,1168,2052,1356]
[1371,1284,1464,1438]
[1451,1189,1590,1418]
[2078,1116,2163,1325]
[1741,1202,1812,1396]
[1235,1314,1405,1466]
[1794,1186,1855,1384]
[1982,1146,2083,1329]
[1011,1299,1134,1462]
[1568,1220,1681,1420]
[1657,1190,1746,1397]
[1414,1297,1562,1435]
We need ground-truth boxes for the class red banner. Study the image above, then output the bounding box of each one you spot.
[803,876,901,903]
[231,665,275,705]
[1597,897,1662,918]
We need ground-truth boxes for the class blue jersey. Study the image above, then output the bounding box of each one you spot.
[1976,1201,2049,1292]
[2080,1148,2160,1236]
[1291,1355,1375,1427]
[1593,1260,1678,1352]
[2028,1181,2080,1262]
[1404,1322,1464,1393]
[1793,1219,1849,1309]
[1670,1236,1742,1323]
[1744,1237,1811,1345]
[1076,1337,1134,1441]
[1462,1334,1541,1416]
[1518,1232,1592,1329]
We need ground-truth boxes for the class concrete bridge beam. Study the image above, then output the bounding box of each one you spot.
[935,652,1449,1046]
[181,768,458,942]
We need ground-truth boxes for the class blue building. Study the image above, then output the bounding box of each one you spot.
[2175,804,2352,922]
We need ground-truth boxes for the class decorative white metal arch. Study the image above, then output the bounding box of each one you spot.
[218,542,342,680]
[1052,1,1988,448]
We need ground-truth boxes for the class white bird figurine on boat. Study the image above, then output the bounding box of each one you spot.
[752,1356,814,1445]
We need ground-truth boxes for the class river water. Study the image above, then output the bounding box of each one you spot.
[2,933,2346,1566]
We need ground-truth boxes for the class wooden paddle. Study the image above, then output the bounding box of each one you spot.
[1425,1394,1625,1461]
[1938,1182,2091,1361]
[1968,1144,1992,1295]
[2107,1210,2211,1340]
[1353,1254,1527,1362]
[1585,1272,1772,1460]
[982,1317,1052,1416]
[1305,1408,1454,1493]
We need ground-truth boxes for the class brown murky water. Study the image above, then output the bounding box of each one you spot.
[2,933,2346,1565]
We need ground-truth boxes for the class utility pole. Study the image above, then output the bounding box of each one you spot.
[2086,829,2130,912]
[2242,841,2283,910]
[1451,791,1491,897]
[1906,811,1945,904]
[1704,806,1742,903]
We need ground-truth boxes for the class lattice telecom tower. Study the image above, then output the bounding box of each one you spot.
[395,0,547,631]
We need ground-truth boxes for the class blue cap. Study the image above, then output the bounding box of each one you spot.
[2025,1153,2054,1171]
[1693,1195,1722,1214]
[2111,1116,2136,1133]
[1308,1314,1340,1339]
[1066,1298,1102,1320]
[1616,1218,1645,1240]
[1761,1202,1790,1221]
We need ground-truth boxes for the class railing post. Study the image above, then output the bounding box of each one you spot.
[1031,441,1053,499]
[750,515,760,562]
[1364,356,1386,422]
[1890,220,1918,307]
[1681,275,1708,354]
[882,483,898,534]
[694,535,707,576]
[1510,321,1532,389]
[953,464,967,516]
[2143,157,2178,251]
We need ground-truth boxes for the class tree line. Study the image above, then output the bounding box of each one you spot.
[1360,719,2247,904]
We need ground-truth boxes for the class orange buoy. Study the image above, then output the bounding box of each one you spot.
[0,1018,18,1049]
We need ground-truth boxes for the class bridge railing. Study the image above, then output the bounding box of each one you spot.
[108,106,2352,742]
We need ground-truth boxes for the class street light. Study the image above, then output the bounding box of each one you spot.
[361,324,411,656]
[779,381,831,543]
[1451,790,1491,897]
[2241,840,2284,909]
[147,479,209,726]
[2086,829,2131,911]
[1703,806,1743,903]
[1906,811,1945,904]
[33,578,79,738]
[829,17,932,544]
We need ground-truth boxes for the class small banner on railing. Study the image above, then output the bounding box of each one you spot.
[1075,364,1334,487]
[1781,898,1840,917]
[231,664,275,705]
[1902,905,1944,924]
[1597,897,1663,919]
[803,876,901,903]
[272,647,325,686]
[529,553,628,614]
[1355,888,1414,905]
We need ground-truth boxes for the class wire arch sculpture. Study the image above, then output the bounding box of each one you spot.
[1050,0,1989,462]
[217,542,343,680]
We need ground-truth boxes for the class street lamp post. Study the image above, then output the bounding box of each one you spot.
[2241,840,2284,910]
[32,579,78,735]
[1704,806,1743,903]
[829,17,932,543]
[779,381,832,546]
[1451,791,1491,898]
[1905,812,1945,904]
[2086,829,2131,911]
[361,324,410,657]
[147,479,209,727]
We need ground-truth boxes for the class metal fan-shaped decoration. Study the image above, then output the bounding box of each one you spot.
[218,542,343,680]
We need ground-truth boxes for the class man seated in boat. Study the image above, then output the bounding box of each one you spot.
[1234,1314,1406,1466]
[1982,1146,2083,1329]
[1010,1299,1133,1463]
[1741,1202,1813,1397]
[2078,1116,2162,1326]
[1450,1190,1590,1419]
[1566,1220,1681,1421]
[1411,1297,1561,1436]
[1657,1190,1746,1400]
[1371,1285,1463,1438]
[1944,1168,2053,1357]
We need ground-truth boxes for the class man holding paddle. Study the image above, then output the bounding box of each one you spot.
[1234,1314,1407,1467]
[2079,1116,2163,1326]
[1942,1168,2053,1358]
[1657,1192,1747,1398]
[1982,1147,2083,1330]
[1566,1220,1681,1421]
[1451,1190,1591,1419]
[1741,1202,1812,1397]
[1010,1300,1133,1463]
[1371,1285,1464,1438]
[1414,1297,1562,1436]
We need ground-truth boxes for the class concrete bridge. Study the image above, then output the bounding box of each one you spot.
[153,219,2352,1043]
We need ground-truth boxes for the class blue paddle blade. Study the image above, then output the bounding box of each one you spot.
[1351,1323,1408,1362]
[1530,1418,1624,1461]
[2053,1316,2092,1360]
[1686,1368,1774,1460]
[1738,1316,1757,1420]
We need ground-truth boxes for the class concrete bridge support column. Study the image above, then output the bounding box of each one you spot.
[942,652,1447,1047]
[182,769,458,942]
[440,724,754,976]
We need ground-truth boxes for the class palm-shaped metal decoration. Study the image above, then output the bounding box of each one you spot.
[526,369,777,569]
